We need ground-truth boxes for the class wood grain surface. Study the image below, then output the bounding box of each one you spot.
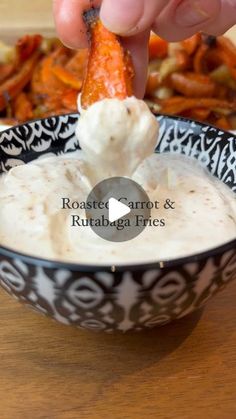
[0,279,236,419]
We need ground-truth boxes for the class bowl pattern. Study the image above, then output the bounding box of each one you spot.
[0,114,235,332]
[0,250,235,332]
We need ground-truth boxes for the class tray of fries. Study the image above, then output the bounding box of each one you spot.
[0,21,236,131]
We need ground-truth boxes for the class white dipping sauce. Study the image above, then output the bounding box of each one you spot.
[0,97,235,265]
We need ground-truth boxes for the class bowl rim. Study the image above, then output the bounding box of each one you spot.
[0,239,235,272]
[0,113,235,272]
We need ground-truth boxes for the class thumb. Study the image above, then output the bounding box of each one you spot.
[153,0,236,41]
[100,0,167,35]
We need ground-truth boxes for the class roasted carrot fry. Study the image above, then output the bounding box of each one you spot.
[216,116,231,130]
[81,8,134,108]
[229,66,236,80]
[1,30,236,130]
[0,51,40,112]
[40,55,65,94]
[186,107,211,121]
[30,61,44,98]
[66,50,88,76]
[16,34,42,63]
[156,96,235,115]
[0,63,15,83]
[52,66,82,90]
[170,72,216,97]
[175,50,191,71]
[204,48,223,71]
[193,43,209,73]
[181,33,201,55]
[149,34,168,60]
[13,92,33,122]
[61,89,78,111]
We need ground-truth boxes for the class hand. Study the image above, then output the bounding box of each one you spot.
[53,0,236,97]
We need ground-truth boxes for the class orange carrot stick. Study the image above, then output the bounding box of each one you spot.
[187,107,211,121]
[13,92,33,122]
[149,34,168,60]
[215,116,231,130]
[66,50,88,76]
[181,33,201,56]
[156,96,235,115]
[193,43,209,73]
[170,72,216,97]
[0,63,15,83]
[61,89,78,111]
[16,34,42,63]
[81,8,134,109]
[0,51,40,112]
[52,66,82,90]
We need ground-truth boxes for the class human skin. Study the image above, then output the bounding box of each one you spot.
[53,0,236,97]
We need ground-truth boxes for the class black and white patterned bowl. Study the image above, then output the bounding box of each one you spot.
[0,114,235,332]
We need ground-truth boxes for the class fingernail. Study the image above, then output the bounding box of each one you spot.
[175,0,212,27]
[100,0,143,34]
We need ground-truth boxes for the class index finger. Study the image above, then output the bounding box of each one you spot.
[53,0,101,48]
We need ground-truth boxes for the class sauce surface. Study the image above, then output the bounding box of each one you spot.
[0,150,235,265]
[0,97,235,265]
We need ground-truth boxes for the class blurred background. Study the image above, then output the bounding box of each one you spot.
[0,0,55,41]
[0,0,236,42]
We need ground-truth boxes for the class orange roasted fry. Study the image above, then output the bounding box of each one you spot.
[52,66,82,90]
[229,66,236,80]
[170,72,216,97]
[156,96,235,115]
[0,63,15,83]
[204,48,223,70]
[181,33,201,55]
[0,51,40,112]
[38,54,66,96]
[186,107,211,121]
[61,89,78,111]
[81,8,134,108]
[30,46,79,115]
[193,43,209,73]
[149,34,168,59]
[66,49,88,76]
[13,92,33,122]
[216,116,231,130]
[174,50,191,71]
[16,34,42,63]
[1,31,236,130]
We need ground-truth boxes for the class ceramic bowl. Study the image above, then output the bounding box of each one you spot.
[0,114,235,332]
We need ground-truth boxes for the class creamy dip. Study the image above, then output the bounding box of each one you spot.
[0,97,235,264]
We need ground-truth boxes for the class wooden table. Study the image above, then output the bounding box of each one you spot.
[0,279,236,419]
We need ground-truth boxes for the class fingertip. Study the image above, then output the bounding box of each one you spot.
[53,0,101,49]
[100,0,144,35]
[151,0,236,42]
